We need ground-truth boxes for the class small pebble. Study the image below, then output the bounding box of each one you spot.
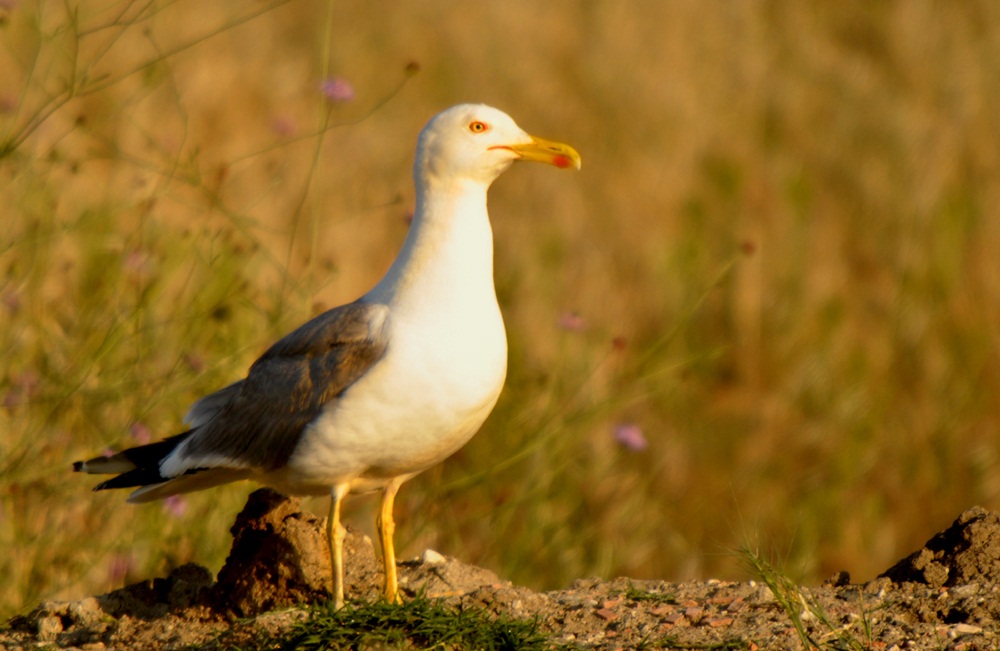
[952,623,983,635]
[35,615,63,642]
[595,608,617,622]
[421,549,446,565]
[952,583,979,597]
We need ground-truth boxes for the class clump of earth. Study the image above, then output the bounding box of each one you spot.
[5,490,1000,650]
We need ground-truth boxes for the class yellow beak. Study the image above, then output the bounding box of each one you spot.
[498,135,582,170]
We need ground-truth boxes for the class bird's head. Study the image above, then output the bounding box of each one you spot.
[415,104,581,187]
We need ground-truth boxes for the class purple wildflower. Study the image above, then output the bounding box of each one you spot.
[614,422,648,452]
[271,115,297,136]
[558,311,586,332]
[130,422,152,444]
[319,78,355,103]
[184,354,206,372]
[107,553,135,583]
[122,250,154,282]
[1,289,19,313]
[163,495,188,518]
[3,370,39,408]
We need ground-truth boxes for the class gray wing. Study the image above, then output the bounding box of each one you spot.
[184,380,242,428]
[178,300,389,471]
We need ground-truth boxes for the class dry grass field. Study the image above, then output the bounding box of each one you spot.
[3,0,1000,620]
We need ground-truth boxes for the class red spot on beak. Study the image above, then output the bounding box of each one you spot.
[553,155,572,169]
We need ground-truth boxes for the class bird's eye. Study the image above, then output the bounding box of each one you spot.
[468,121,489,133]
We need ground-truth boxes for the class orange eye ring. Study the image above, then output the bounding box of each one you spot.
[468,121,489,133]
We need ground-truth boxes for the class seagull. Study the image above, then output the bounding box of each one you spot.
[74,104,581,609]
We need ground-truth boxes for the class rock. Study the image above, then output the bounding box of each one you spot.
[97,563,213,620]
[35,613,63,642]
[880,506,1000,588]
[822,570,851,587]
[400,549,503,599]
[421,549,447,565]
[952,623,983,636]
[164,564,214,608]
[21,594,117,647]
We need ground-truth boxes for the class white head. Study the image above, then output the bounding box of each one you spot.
[414,104,581,188]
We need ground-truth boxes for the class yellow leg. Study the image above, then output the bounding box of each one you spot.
[327,484,349,610]
[376,478,403,604]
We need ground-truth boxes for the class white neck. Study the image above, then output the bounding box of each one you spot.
[366,178,496,313]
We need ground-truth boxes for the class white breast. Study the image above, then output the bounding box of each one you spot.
[283,182,508,493]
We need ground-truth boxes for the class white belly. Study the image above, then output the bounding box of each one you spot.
[282,301,507,494]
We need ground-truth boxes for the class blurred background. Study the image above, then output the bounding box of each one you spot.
[3,0,1000,618]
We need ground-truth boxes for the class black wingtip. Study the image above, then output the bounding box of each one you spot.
[94,476,122,491]
[72,461,84,472]
[93,466,171,491]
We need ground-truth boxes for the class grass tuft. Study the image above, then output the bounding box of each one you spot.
[739,546,871,651]
[277,595,553,651]
[653,639,751,651]
[614,581,677,606]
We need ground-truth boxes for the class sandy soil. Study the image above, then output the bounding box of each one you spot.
[5,489,999,650]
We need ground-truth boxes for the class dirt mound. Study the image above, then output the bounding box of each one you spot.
[5,494,1000,650]
[211,488,380,615]
[211,488,518,615]
[880,506,1000,587]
